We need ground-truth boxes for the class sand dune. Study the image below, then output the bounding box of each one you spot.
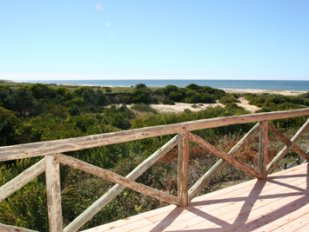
[223,88,306,96]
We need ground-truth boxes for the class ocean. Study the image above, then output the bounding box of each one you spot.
[28,79,309,91]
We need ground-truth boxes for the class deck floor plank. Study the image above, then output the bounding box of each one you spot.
[83,163,308,232]
[271,211,309,232]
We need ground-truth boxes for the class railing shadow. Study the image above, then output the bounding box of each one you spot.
[148,164,308,232]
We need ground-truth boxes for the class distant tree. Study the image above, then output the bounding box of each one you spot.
[132,84,153,104]
[186,83,203,91]
[135,83,147,89]
[30,84,56,99]
[95,90,107,106]
[3,87,40,117]
[162,85,179,94]
[74,87,96,104]
[104,87,112,93]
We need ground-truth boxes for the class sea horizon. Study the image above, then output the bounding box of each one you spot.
[20,79,309,91]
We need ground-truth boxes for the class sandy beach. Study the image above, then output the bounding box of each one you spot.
[149,102,224,113]
[222,88,306,96]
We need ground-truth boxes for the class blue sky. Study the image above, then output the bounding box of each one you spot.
[1,0,309,80]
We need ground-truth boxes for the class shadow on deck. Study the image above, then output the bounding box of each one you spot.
[85,163,309,232]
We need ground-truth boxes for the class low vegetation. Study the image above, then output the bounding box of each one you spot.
[0,81,308,231]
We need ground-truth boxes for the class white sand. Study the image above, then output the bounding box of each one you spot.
[148,98,260,114]
[223,88,306,96]
[150,102,224,113]
[236,97,260,113]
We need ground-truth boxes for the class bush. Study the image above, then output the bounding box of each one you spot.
[30,84,57,99]
[219,94,239,105]
[132,84,155,104]
[130,104,157,113]
[0,107,19,145]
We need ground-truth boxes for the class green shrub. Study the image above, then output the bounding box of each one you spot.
[130,104,157,113]
[219,94,239,105]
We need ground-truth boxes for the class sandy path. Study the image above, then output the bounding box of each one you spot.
[236,97,260,113]
[149,102,224,113]
[129,98,258,113]
[148,98,260,114]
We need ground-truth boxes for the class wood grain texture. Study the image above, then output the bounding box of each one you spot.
[0,159,45,202]
[45,155,63,232]
[0,223,38,232]
[189,133,262,179]
[267,118,309,173]
[0,223,37,232]
[177,131,189,207]
[1,108,309,161]
[63,135,178,232]
[83,163,308,232]
[189,123,259,200]
[258,121,269,178]
[59,154,179,206]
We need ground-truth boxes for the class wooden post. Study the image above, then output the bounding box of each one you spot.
[45,155,63,232]
[267,118,309,173]
[258,121,268,179]
[59,154,179,206]
[269,124,309,161]
[63,136,178,232]
[189,133,262,179]
[177,131,189,207]
[188,123,259,200]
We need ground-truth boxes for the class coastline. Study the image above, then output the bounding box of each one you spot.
[27,81,307,96]
[4,79,308,96]
[16,79,309,93]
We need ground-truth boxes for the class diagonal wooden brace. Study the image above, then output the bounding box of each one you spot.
[189,133,262,179]
[269,124,309,161]
[59,154,179,206]
[64,135,178,232]
[267,118,309,173]
[188,123,260,200]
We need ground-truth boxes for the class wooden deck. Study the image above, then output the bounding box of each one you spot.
[84,163,309,232]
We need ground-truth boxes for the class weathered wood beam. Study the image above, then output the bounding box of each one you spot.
[177,131,189,207]
[267,118,309,173]
[258,121,269,178]
[1,108,309,161]
[0,159,45,202]
[189,133,262,179]
[269,124,309,161]
[0,223,38,232]
[45,155,63,232]
[58,154,179,206]
[63,135,178,232]
[188,123,259,200]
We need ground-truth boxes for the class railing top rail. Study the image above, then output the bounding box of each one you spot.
[1,108,309,161]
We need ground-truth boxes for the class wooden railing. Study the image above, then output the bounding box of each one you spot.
[1,108,309,232]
